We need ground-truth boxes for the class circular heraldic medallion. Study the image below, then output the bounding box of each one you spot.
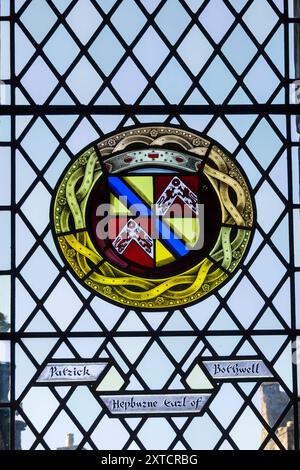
[52,125,255,310]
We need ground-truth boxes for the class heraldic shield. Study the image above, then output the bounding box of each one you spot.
[93,173,203,276]
[52,125,254,310]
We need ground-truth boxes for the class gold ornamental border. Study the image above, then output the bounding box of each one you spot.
[52,126,254,310]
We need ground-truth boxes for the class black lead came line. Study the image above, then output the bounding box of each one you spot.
[0,104,300,115]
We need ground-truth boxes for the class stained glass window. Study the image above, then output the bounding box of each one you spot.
[0,0,299,451]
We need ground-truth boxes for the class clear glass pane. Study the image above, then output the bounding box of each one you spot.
[0,1,10,17]
[0,21,10,80]
[10,0,288,106]
[294,209,300,266]
[0,212,11,270]
[0,147,10,205]
[290,23,300,79]
[293,147,300,203]
[289,0,300,17]
[0,116,10,142]
[0,340,10,403]
[0,276,11,333]
[0,408,10,450]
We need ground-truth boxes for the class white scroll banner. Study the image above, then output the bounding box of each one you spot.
[37,362,108,383]
[100,393,212,415]
[202,359,273,380]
